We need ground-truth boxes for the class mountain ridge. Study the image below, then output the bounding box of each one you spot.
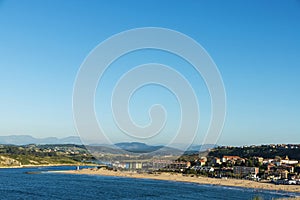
[0,135,82,145]
[0,135,216,153]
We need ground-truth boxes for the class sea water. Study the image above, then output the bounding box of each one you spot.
[0,166,298,200]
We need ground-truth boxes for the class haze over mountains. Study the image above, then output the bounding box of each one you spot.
[0,135,82,145]
[0,135,216,153]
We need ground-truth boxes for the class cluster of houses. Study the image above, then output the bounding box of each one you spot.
[197,156,300,184]
[111,155,300,185]
[262,156,299,183]
[192,155,261,179]
[193,155,300,185]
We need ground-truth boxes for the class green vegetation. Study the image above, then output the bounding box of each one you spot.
[208,145,300,160]
[252,196,263,200]
[0,144,95,167]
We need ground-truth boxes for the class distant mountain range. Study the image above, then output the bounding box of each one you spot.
[87,142,184,156]
[113,142,216,153]
[0,135,216,154]
[115,142,163,153]
[0,135,82,145]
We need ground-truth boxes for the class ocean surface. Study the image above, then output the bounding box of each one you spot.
[0,166,298,200]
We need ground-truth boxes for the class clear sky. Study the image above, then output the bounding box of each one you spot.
[0,0,299,146]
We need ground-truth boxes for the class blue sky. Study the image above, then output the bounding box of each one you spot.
[0,0,299,146]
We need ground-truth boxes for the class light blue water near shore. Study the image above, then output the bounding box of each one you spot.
[0,166,298,200]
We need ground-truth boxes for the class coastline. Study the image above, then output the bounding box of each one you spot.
[0,163,95,169]
[59,168,300,195]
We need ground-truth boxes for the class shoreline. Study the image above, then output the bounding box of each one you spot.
[0,163,95,169]
[59,168,300,195]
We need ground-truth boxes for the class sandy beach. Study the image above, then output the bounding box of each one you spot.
[60,168,300,194]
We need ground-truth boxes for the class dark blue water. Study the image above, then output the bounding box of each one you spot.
[0,166,298,200]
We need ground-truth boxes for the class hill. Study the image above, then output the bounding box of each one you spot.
[208,144,300,160]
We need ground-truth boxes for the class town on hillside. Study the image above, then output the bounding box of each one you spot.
[108,144,300,185]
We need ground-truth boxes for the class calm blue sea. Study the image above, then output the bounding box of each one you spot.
[0,166,298,200]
